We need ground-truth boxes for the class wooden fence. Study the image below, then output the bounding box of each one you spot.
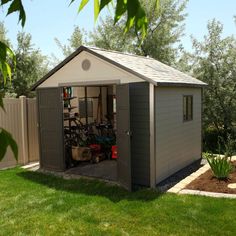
[0,96,39,169]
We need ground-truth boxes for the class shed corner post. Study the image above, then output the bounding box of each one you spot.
[20,95,29,165]
[149,83,156,188]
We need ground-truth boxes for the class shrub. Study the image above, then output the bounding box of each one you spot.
[203,127,236,154]
[224,134,236,159]
[205,153,233,180]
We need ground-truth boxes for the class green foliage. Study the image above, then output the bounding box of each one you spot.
[70,0,159,38]
[3,32,49,97]
[205,136,235,180]
[89,0,187,64]
[203,127,224,153]
[135,0,187,64]
[89,16,134,52]
[193,20,236,138]
[223,134,236,159]
[0,0,26,27]
[54,26,84,60]
[0,128,18,161]
[0,41,15,85]
[205,152,233,180]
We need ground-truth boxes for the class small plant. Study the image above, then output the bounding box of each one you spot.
[224,134,236,160]
[206,152,233,180]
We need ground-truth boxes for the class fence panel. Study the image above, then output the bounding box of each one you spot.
[0,97,39,169]
[27,98,39,162]
[0,99,24,168]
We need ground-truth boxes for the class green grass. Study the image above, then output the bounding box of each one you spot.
[0,168,236,236]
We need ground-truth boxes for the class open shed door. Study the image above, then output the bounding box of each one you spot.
[116,84,132,191]
[37,87,65,171]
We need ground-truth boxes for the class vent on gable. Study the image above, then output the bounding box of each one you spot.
[82,59,91,71]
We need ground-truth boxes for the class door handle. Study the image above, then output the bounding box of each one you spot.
[125,130,132,136]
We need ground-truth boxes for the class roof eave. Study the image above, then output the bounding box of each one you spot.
[156,82,208,88]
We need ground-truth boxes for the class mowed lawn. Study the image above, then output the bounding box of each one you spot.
[0,168,236,236]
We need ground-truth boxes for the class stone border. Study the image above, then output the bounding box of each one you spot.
[168,156,236,199]
[179,189,236,199]
[167,163,210,193]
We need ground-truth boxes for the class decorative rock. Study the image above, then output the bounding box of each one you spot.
[227,183,236,189]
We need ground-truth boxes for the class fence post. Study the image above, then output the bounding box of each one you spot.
[20,96,29,164]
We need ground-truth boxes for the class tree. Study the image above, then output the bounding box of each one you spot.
[4,32,48,97]
[135,0,187,64]
[89,16,134,52]
[90,0,187,65]
[53,26,85,62]
[0,22,10,45]
[190,19,236,150]
[70,0,160,38]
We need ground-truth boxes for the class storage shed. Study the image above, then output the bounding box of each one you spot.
[32,46,206,190]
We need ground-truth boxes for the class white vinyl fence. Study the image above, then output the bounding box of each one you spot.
[0,96,39,169]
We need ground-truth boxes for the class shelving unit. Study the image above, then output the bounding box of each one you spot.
[63,96,77,118]
[63,87,77,117]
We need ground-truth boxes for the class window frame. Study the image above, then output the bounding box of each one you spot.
[183,95,193,122]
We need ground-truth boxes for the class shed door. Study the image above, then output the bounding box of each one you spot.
[116,84,131,191]
[37,88,65,171]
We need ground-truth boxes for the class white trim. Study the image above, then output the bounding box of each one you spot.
[149,83,156,188]
[58,80,121,87]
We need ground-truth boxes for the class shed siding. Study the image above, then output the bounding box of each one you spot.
[37,88,65,171]
[155,87,201,183]
[130,82,150,186]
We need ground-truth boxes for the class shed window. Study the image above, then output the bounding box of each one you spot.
[183,95,193,121]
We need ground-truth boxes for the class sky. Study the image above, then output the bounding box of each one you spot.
[0,0,235,61]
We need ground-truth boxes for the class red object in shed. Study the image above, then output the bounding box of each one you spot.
[89,144,101,154]
[112,145,118,159]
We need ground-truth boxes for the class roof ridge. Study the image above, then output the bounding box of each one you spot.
[88,46,189,76]
[87,46,156,61]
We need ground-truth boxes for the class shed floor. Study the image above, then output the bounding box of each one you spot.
[65,160,117,181]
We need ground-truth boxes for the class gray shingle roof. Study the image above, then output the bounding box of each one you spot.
[32,45,206,90]
[89,47,206,87]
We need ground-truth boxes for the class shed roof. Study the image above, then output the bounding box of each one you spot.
[32,45,206,90]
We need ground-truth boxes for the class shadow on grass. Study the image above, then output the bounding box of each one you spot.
[18,171,162,203]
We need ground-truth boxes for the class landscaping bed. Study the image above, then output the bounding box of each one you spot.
[186,161,236,194]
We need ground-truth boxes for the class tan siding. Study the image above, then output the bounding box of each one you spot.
[27,98,39,162]
[0,98,39,169]
[0,99,24,168]
[155,87,202,183]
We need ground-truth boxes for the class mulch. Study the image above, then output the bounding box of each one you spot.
[186,161,236,194]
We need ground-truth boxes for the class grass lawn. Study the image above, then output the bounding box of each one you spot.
[0,168,236,236]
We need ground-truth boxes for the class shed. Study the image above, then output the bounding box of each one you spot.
[32,45,206,190]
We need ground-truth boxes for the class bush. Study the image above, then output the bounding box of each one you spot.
[203,127,224,153]
[203,127,236,154]
[205,153,233,180]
